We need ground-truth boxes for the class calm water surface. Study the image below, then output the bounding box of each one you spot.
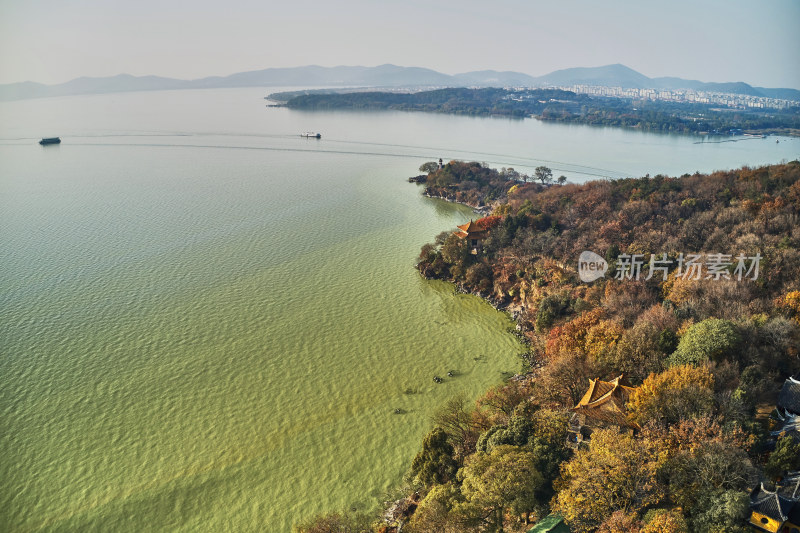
[1,88,797,532]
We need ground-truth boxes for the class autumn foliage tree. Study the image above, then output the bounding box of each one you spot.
[431,395,482,460]
[640,509,688,533]
[627,365,715,426]
[777,290,800,325]
[597,511,642,533]
[554,429,663,532]
[475,379,534,426]
[533,351,602,408]
[545,308,604,358]
[459,445,545,529]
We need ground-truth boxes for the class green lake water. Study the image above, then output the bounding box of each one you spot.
[1,88,797,531]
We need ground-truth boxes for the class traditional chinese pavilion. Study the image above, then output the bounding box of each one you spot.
[567,375,637,449]
[778,376,800,417]
[748,378,800,532]
[453,215,501,253]
[772,412,800,445]
[749,475,800,533]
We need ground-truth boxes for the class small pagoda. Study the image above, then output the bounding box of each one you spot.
[453,215,501,254]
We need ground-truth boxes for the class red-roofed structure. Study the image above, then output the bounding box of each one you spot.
[453,215,501,253]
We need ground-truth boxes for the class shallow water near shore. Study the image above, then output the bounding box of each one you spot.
[1,88,797,531]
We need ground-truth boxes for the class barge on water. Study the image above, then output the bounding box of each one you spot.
[39,137,61,145]
[300,132,321,139]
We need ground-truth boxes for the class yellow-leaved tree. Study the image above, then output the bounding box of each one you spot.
[459,445,545,529]
[554,429,663,533]
[627,365,714,427]
[641,508,688,533]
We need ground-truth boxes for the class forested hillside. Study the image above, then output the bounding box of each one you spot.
[296,161,800,533]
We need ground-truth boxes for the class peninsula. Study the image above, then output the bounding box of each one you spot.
[272,87,800,136]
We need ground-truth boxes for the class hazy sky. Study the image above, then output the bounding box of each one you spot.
[1,0,798,88]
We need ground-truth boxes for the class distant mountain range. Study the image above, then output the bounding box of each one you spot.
[2,63,798,102]
[533,64,800,100]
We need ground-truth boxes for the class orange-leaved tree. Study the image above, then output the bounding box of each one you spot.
[627,365,714,427]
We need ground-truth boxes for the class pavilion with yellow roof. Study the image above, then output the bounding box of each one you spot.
[567,375,638,449]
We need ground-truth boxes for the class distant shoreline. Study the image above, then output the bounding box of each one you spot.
[275,87,800,137]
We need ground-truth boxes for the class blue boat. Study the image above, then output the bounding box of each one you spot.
[39,137,61,145]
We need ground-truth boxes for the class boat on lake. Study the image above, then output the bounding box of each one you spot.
[300,132,321,139]
[39,137,61,145]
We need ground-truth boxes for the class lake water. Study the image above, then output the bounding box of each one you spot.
[1,88,797,532]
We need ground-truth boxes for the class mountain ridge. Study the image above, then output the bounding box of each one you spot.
[2,63,798,102]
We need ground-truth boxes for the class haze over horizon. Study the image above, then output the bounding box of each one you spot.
[1,0,799,90]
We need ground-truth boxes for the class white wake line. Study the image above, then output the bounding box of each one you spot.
[68,141,626,179]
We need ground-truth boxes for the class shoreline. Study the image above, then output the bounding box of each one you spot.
[535,116,800,138]
[282,100,800,138]
[409,176,495,226]
[414,188,535,367]
[278,87,800,139]
[298,154,800,533]
[422,192,493,217]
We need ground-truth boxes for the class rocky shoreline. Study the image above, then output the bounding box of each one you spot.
[410,175,536,368]
[430,275,536,363]
[408,175,494,216]
[423,193,493,217]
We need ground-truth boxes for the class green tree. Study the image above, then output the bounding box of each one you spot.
[668,319,741,367]
[688,490,751,533]
[534,291,571,333]
[663,441,756,515]
[535,166,553,185]
[409,428,458,488]
[495,406,572,501]
[765,435,800,479]
[406,483,483,533]
[475,415,534,453]
[558,175,568,185]
[459,445,545,529]
[420,161,439,174]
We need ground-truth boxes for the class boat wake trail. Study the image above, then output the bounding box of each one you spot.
[68,137,631,180]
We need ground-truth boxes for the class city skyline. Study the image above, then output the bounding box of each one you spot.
[1,0,799,89]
